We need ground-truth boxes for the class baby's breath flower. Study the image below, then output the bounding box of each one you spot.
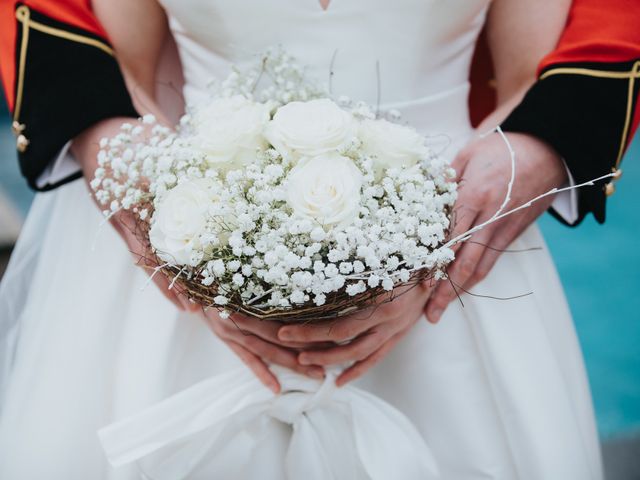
[89,49,457,315]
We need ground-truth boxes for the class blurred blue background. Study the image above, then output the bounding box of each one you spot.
[0,94,638,439]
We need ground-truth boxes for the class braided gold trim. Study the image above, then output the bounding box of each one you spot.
[540,60,640,171]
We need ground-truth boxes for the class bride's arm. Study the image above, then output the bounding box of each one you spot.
[75,0,324,390]
[478,0,570,128]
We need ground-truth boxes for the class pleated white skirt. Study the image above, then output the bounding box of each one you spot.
[0,173,602,479]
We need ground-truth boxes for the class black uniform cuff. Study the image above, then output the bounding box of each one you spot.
[11,3,139,191]
[501,61,640,225]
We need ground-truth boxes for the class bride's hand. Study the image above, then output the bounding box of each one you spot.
[424,132,567,323]
[277,282,434,386]
[103,184,327,392]
[72,118,200,313]
[109,208,201,312]
[203,310,326,392]
[109,201,327,391]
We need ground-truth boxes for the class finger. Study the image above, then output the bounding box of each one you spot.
[278,311,379,344]
[229,314,327,349]
[336,331,404,386]
[146,270,187,311]
[173,288,201,313]
[447,191,479,254]
[226,341,280,393]
[150,270,200,312]
[298,327,392,366]
[231,334,325,379]
[450,146,473,181]
[117,216,201,313]
[117,215,199,313]
[425,228,492,323]
[462,219,527,291]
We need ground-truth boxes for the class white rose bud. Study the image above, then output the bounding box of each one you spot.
[265,99,355,161]
[358,118,427,178]
[192,95,270,170]
[149,179,218,266]
[286,153,363,229]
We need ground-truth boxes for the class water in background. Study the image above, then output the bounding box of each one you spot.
[538,142,640,438]
[0,99,638,438]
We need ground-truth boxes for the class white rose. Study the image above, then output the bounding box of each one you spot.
[265,98,355,161]
[192,95,270,170]
[359,118,427,177]
[286,153,363,229]
[149,179,217,266]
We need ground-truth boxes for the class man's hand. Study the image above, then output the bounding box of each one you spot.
[278,281,433,386]
[424,132,567,323]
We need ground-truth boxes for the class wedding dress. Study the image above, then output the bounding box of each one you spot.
[0,0,603,479]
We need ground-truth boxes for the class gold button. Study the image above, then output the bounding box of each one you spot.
[16,134,30,153]
[604,182,616,196]
[11,121,25,137]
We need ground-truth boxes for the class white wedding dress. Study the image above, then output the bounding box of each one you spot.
[0,1,603,479]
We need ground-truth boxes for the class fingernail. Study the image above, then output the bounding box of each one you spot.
[279,329,292,341]
[269,381,280,394]
[298,354,311,365]
[308,368,325,380]
[428,309,442,323]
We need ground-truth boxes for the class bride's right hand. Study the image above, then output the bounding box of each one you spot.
[84,158,323,391]
[71,5,325,392]
[106,192,326,391]
[88,164,324,390]
[203,310,326,392]
[72,117,200,313]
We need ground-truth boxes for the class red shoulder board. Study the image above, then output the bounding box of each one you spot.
[540,0,640,69]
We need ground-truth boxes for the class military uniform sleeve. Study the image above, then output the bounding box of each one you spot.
[501,0,640,225]
[0,1,138,191]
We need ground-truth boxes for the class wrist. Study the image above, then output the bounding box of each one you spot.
[71,117,138,179]
[508,132,567,187]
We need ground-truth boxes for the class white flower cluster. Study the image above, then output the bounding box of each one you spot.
[92,51,457,314]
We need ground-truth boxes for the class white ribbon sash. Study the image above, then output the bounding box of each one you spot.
[99,367,440,479]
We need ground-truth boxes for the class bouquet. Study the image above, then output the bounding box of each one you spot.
[91,49,461,322]
[95,49,617,477]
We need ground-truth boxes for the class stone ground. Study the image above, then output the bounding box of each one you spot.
[603,434,640,480]
[0,247,638,478]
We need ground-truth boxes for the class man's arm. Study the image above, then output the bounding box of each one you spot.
[425,0,640,323]
[0,0,138,191]
[501,0,640,225]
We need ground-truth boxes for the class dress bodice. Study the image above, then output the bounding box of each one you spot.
[159,0,491,145]
[153,1,584,218]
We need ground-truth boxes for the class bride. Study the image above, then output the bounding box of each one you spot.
[0,0,603,478]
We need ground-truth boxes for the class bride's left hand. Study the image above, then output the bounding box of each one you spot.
[278,282,434,386]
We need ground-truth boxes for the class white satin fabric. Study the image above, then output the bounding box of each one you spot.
[99,366,439,480]
[0,1,602,479]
